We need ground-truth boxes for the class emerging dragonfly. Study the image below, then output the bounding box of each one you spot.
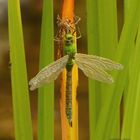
[29,33,123,127]
[54,15,81,41]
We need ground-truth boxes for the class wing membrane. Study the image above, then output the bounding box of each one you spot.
[29,55,69,90]
[75,53,123,83]
[75,53,123,70]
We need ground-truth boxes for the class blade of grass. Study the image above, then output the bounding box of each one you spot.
[122,0,136,138]
[96,0,119,139]
[38,0,54,140]
[95,0,140,139]
[131,75,140,140]
[121,47,136,139]
[97,0,118,58]
[86,0,101,139]
[130,24,140,140]
[8,0,33,140]
[121,22,140,139]
[87,0,119,139]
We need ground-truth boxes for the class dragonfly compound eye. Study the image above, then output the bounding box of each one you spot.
[66,40,70,45]
[65,34,73,39]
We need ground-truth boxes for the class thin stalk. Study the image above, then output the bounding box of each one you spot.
[130,24,140,140]
[60,0,78,139]
[97,0,119,139]
[38,0,54,140]
[131,75,140,140]
[121,20,140,139]
[86,0,100,139]
[8,0,33,140]
[122,0,139,139]
[87,0,118,139]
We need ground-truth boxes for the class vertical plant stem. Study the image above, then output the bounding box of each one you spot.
[97,0,119,139]
[38,0,54,140]
[131,76,140,140]
[122,0,138,139]
[130,24,140,140]
[121,20,140,139]
[95,0,140,139]
[8,0,33,140]
[60,0,78,139]
[86,0,100,139]
[87,0,118,139]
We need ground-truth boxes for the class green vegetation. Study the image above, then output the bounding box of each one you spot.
[38,0,54,140]
[8,0,140,139]
[87,0,140,140]
[8,0,33,140]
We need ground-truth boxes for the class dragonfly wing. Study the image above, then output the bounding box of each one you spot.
[29,55,69,90]
[75,53,123,71]
[75,53,121,83]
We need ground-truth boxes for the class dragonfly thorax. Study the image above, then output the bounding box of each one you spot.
[64,34,76,71]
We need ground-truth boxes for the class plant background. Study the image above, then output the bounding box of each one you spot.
[0,0,125,140]
[0,0,88,139]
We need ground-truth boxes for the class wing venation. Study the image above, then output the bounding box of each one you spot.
[29,55,69,90]
[75,53,123,83]
[75,53,123,70]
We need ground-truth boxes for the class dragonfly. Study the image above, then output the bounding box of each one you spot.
[29,33,123,127]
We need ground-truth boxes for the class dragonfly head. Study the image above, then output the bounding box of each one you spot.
[64,33,74,46]
[64,33,76,57]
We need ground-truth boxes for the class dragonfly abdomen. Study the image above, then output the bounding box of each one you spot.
[66,70,72,127]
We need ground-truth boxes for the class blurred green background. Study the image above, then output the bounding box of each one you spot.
[0,0,123,139]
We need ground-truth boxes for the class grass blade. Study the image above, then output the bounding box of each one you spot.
[95,0,140,139]
[86,0,100,139]
[121,21,140,139]
[8,0,33,140]
[87,0,118,139]
[131,76,140,140]
[96,0,119,139]
[97,0,118,58]
[130,24,140,140]
[38,0,54,140]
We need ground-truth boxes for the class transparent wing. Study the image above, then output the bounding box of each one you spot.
[75,53,123,70]
[75,53,123,84]
[29,55,69,90]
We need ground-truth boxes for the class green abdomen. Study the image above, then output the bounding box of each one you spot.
[66,70,72,127]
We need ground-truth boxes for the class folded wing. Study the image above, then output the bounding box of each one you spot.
[75,53,123,84]
[29,55,69,90]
